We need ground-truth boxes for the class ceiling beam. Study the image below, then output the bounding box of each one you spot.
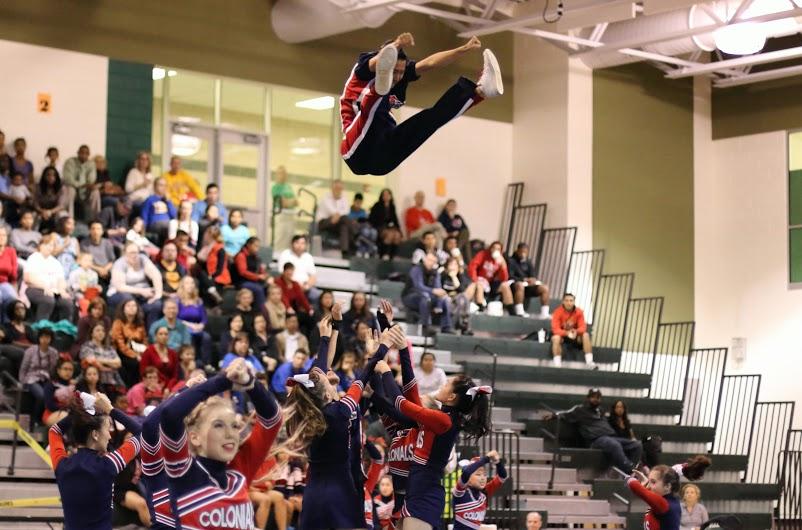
[343,0,425,14]
[714,63,802,87]
[396,3,494,24]
[666,44,802,78]
[574,6,802,59]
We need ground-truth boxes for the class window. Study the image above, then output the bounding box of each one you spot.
[788,131,802,283]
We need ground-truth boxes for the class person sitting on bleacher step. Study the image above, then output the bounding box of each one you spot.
[507,242,551,320]
[551,293,595,368]
[402,252,455,336]
[278,234,320,305]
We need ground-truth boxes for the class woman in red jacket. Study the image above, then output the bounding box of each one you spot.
[0,226,18,316]
[200,225,231,305]
[140,325,179,391]
[466,241,517,316]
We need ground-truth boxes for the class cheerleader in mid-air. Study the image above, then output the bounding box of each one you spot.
[374,325,492,530]
[49,392,142,530]
[158,357,281,530]
[452,450,508,530]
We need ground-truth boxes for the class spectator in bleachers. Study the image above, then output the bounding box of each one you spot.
[276,262,313,319]
[19,328,58,424]
[98,197,131,250]
[411,230,449,266]
[107,241,163,326]
[42,357,74,426]
[548,388,642,474]
[125,151,155,207]
[272,165,299,252]
[156,240,186,295]
[53,216,79,277]
[125,366,164,416]
[177,345,198,382]
[9,172,33,211]
[369,188,403,260]
[526,512,543,530]
[275,314,309,361]
[219,314,245,362]
[403,252,454,335]
[43,146,62,178]
[62,144,98,220]
[334,350,357,393]
[110,298,147,388]
[197,203,222,246]
[551,293,595,368]
[72,298,110,357]
[24,234,73,322]
[347,319,373,360]
[175,276,212,369]
[126,217,160,259]
[200,225,231,304]
[79,321,124,393]
[4,300,33,347]
[173,230,196,269]
[75,364,100,396]
[191,182,228,223]
[0,226,18,312]
[278,234,320,305]
[148,298,191,352]
[234,236,270,308]
[444,236,466,269]
[680,484,709,530]
[141,177,177,245]
[10,138,34,185]
[438,199,471,260]
[349,192,368,221]
[163,155,202,206]
[251,313,278,373]
[234,288,260,333]
[265,284,287,332]
[168,200,199,247]
[93,155,126,210]
[508,242,552,320]
[222,208,250,256]
[467,241,516,315]
[405,190,446,243]
[342,291,377,336]
[270,348,310,399]
[68,253,101,316]
[441,256,475,335]
[81,221,115,282]
[317,179,357,258]
[608,400,636,440]
[34,166,67,232]
[414,351,448,396]
[221,332,265,376]
[0,131,7,166]
[141,324,180,391]
[10,209,40,260]
[351,193,379,257]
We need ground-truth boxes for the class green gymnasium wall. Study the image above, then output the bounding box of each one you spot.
[713,76,802,139]
[106,60,153,184]
[0,0,512,123]
[593,63,695,322]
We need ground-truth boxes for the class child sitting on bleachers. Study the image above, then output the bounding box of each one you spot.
[68,252,101,317]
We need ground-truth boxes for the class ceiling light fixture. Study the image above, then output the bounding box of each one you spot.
[713,21,767,55]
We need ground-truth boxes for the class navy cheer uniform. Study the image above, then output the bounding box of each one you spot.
[299,337,384,530]
[141,399,180,529]
[339,52,481,176]
[159,375,281,530]
[452,456,507,530]
[49,408,142,530]
[627,478,681,530]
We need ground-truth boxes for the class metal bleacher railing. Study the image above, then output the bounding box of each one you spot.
[498,181,802,527]
[1,371,25,476]
[269,186,318,248]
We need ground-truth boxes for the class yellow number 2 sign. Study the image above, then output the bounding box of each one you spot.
[37,92,52,114]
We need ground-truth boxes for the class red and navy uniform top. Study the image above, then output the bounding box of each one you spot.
[374,493,396,530]
[452,456,507,530]
[626,478,681,530]
[339,51,420,134]
[141,398,180,529]
[49,408,142,530]
[159,375,281,530]
[363,442,385,530]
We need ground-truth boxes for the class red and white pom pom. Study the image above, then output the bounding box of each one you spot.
[466,385,493,399]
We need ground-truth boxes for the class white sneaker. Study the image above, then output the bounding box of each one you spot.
[374,44,398,96]
[539,308,551,319]
[478,49,503,98]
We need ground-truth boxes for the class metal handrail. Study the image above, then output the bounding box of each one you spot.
[471,344,498,412]
[611,467,634,518]
[1,371,24,476]
[539,401,562,490]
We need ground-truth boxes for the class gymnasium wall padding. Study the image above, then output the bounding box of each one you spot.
[106,60,153,184]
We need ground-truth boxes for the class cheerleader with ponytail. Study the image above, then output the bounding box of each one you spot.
[672,454,712,481]
[374,326,491,530]
[158,357,281,530]
[49,392,142,530]
[626,465,682,530]
[284,319,392,530]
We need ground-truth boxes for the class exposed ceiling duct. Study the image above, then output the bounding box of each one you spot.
[271,0,396,44]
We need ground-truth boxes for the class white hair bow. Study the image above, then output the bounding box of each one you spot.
[672,463,685,477]
[80,392,97,415]
[287,373,315,388]
[466,386,493,400]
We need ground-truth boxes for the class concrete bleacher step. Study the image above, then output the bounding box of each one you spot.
[593,478,780,501]
[495,390,682,416]
[0,445,52,471]
[661,452,748,471]
[437,333,623,364]
[492,406,513,423]
[0,481,59,499]
[518,437,545,453]
[518,464,577,484]
[0,506,63,522]
[520,496,612,516]
[524,420,715,444]
[516,481,593,494]
[469,314,550,335]
[0,523,64,529]
[463,359,652,390]
[546,514,626,527]
[314,267,373,293]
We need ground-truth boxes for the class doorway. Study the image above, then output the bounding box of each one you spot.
[168,121,270,240]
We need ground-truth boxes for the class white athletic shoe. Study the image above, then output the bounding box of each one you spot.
[375,44,398,96]
[478,49,503,98]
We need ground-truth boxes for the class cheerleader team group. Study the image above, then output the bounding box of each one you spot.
[49,298,711,530]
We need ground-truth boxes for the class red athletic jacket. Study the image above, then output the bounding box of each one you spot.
[467,250,509,283]
[551,305,587,336]
[275,276,312,314]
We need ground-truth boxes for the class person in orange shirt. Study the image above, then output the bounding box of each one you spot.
[550,293,595,368]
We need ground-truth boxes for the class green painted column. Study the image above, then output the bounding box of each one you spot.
[106,59,153,184]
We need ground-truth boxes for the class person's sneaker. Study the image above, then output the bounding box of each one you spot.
[375,44,398,96]
[477,49,504,98]
[586,361,599,371]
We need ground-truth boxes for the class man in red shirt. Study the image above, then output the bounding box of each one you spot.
[275,262,314,335]
[405,190,446,243]
[550,293,595,368]
[467,241,517,316]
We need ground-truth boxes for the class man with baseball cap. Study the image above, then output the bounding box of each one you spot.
[546,388,642,473]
